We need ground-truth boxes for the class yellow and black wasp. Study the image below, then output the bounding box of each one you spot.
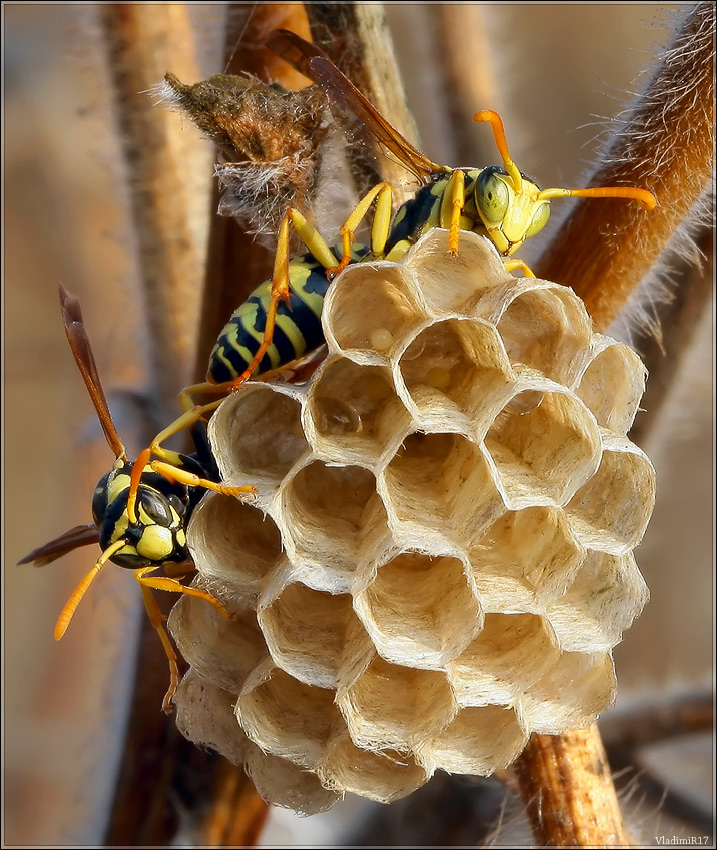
[20,286,254,712]
[125,28,656,505]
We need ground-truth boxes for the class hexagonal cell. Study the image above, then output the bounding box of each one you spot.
[565,434,655,554]
[168,586,267,693]
[446,613,561,707]
[382,432,506,551]
[209,383,309,493]
[519,651,616,734]
[354,551,483,669]
[337,655,457,751]
[169,593,267,694]
[576,338,646,433]
[236,661,343,769]
[259,581,372,689]
[279,461,388,589]
[323,261,427,361]
[401,228,512,316]
[189,494,284,600]
[546,550,649,652]
[468,507,586,611]
[173,670,248,766]
[420,704,528,775]
[244,741,340,815]
[305,357,412,467]
[319,731,429,803]
[495,282,593,387]
[484,389,601,508]
[397,318,515,435]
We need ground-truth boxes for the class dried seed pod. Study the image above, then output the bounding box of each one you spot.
[171,229,654,813]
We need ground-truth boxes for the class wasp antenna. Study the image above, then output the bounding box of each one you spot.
[54,539,126,640]
[474,110,523,191]
[537,185,657,211]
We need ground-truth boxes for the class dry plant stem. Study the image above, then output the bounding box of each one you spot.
[432,4,500,166]
[630,226,713,445]
[535,2,715,333]
[515,726,631,847]
[201,758,270,846]
[100,4,210,410]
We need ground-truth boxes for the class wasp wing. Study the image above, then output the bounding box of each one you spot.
[19,524,100,567]
[266,29,447,184]
[59,285,127,461]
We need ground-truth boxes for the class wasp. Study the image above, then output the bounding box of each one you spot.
[20,286,255,712]
[125,28,657,505]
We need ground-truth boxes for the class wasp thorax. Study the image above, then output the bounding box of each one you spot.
[170,230,654,814]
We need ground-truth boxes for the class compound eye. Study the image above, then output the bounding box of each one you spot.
[91,471,112,525]
[526,201,551,237]
[476,166,510,224]
[138,490,173,526]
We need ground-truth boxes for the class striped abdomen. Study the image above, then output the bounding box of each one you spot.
[208,246,368,384]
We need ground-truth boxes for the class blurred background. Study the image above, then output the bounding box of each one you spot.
[4,3,712,846]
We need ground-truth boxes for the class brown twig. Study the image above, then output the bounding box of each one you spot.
[535,2,715,333]
[99,3,210,410]
[514,726,632,847]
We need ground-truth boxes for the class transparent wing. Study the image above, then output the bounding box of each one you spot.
[267,29,447,184]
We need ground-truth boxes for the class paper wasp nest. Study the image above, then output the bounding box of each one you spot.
[169,230,654,814]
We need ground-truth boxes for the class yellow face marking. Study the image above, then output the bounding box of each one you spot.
[136,525,174,561]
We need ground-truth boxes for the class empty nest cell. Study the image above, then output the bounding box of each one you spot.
[565,434,656,554]
[210,384,308,490]
[484,389,601,508]
[259,582,368,689]
[279,461,387,587]
[236,661,343,769]
[446,613,560,706]
[421,704,528,776]
[338,655,457,752]
[354,551,483,669]
[576,338,646,433]
[382,431,506,551]
[468,506,586,611]
[518,651,617,734]
[188,495,284,599]
[319,734,429,803]
[495,283,593,387]
[546,550,649,652]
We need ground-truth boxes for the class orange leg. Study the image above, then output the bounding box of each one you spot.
[439,170,466,254]
[503,258,536,278]
[135,565,233,711]
[137,582,181,713]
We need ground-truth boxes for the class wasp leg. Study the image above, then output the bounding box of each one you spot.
[438,169,466,255]
[137,581,180,713]
[135,565,232,711]
[150,459,256,500]
[329,182,394,276]
[503,258,536,278]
